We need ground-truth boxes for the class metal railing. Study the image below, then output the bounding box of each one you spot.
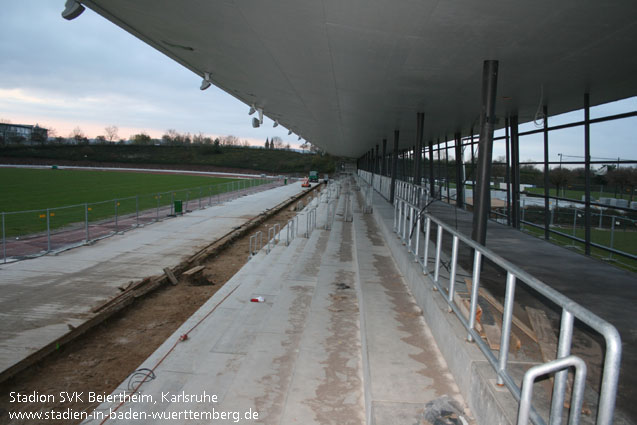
[304,207,317,238]
[249,231,263,258]
[2,178,279,264]
[393,189,621,425]
[266,224,281,254]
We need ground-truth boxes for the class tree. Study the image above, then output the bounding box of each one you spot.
[221,135,239,146]
[130,132,152,145]
[607,167,637,201]
[271,136,284,149]
[69,127,87,144]
[265,138,270,149]
[95,135,107,143]
[105,125,118,143]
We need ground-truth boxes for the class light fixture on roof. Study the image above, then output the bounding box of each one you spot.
[258,108,263,124]
[62,0,85,20]
[248,104,256,115]
[252,117,260,128]
[288,130,292,135]
[298,136,302,141]
[200,72,212,91]
[273,120,279,128]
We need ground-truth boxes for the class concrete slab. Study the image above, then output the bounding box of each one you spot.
[84,180,471,425]
[0,182,307,379]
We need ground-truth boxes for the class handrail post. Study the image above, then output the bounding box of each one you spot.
[136,195,139,227]
[433,224,443,284]
[448,235,459,307]
[549,309,574,425]
[414,210,420,262]
[408,205,414,252]
[468,250,482,341]
[497,272,517,385]
[423,216,431,274]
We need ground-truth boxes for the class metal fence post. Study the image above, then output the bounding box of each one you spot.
[609,217,616,259]
[2,212,6,264]
[85,203,89,242]
[115,199,119,232]
[46,208,51,253]
[136,196,139,227]
[171,192,174,215]
[156,194,160,221]
[199,187,202,209]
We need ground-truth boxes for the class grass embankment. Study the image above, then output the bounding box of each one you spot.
[0,144,339,174]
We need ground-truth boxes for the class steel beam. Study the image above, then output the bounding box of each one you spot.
[543,105,550,240]
[381,138,387,176]
[428,139,435,196]
[415,112,424,186]
[390,130,399,203]
[471,60,499,245]
[584,93,591,255]
[510,115,521,228]
[454,132,464,208]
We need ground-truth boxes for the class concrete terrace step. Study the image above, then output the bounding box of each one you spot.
[84,189,468,425]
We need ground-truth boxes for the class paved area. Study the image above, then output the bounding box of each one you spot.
[0,182,306,380]
[85,181,471,425]
[425,200,637,422]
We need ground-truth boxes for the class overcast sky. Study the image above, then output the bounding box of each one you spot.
[0,1,301,147]
[1,1,636,163]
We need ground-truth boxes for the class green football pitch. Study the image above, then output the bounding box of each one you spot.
[0,168,261,237]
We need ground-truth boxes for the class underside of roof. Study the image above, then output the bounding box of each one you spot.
[81,0,637,157]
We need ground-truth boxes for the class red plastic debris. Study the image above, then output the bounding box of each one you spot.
[250,296,265,303]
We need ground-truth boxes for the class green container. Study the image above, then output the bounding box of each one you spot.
[174,200,183,214]
[51,165,58,169]
[284,178,288,185]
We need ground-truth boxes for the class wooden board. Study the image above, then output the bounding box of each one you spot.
[183,265,205,276]
[483,323,521,352]
[163,267,178,285]
[465,278,538,343]
[526,307,557,361]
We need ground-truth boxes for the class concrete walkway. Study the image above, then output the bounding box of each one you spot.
[85,181,471,425]
[0,182,306,380]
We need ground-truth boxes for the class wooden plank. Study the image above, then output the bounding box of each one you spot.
[163,267,179,285]
[526,307,557,361]
[183,265,205,276]
[483,323,521,352]
[465,278,538,343]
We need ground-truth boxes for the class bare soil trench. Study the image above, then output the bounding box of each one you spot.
[0,186,319,424]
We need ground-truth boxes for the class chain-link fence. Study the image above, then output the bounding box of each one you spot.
[2,178,281,263]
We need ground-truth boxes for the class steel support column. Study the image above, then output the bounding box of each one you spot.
[510,115,521,228]
[505,118,511,226]
[390,130,399,204]
[375,144,379,174]
[454,132,464,208]
[381,138,387,176]
[415,112,424,186]
[543,105,550,240]
[428,140,435,196]
[584,94,591,255]
[471,60,499,245]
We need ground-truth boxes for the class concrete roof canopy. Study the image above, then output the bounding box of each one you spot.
[79,0,637,157]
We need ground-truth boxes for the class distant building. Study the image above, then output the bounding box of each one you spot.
[0,123,48,145]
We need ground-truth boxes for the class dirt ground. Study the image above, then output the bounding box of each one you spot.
[0,188,316,424]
